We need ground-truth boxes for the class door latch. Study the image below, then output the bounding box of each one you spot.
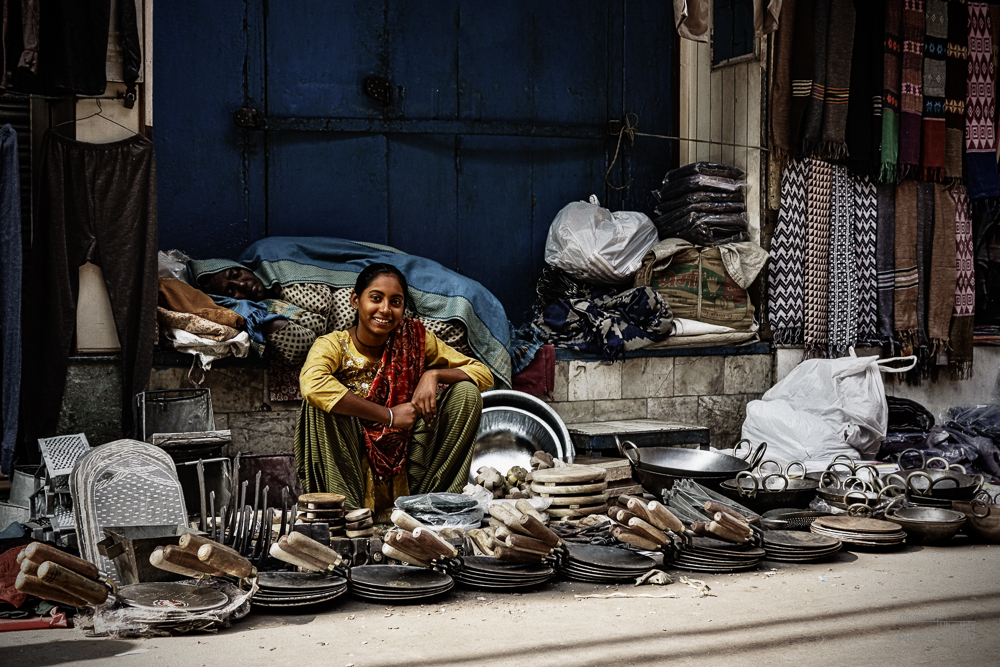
[233,108,263,129]
[363,76,393,106]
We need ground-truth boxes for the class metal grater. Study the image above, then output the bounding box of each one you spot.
[38,434,91,490]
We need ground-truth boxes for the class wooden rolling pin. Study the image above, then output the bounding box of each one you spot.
[16,548,27,565]
[647,501,684,533]
[504,533,552,556]
[390,509,424,533]
[197,543,254,579]
[467,529,495,557]
[384,531,441,563]
[412,527,458,558]
[493,545,545,564]
[518,514,561,548]
[617,494,645,509]
[381,543,432,568]
[628,518,668,546]
[690,521,711,536]
[36,562,108,605]
[15,573,90,608]
[287,531,344,568]
[611,526,661,551]
[25,543,100,581]
[611,508,638,525]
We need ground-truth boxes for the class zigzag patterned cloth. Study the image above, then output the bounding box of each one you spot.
[769,160,810,344]
[828,165,857,356]
[804,160,833,356]
[853,174,879,344]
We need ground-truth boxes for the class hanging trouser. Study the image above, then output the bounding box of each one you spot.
[294,382,483,523]
[0,125,21,474]
[21,131,157,451]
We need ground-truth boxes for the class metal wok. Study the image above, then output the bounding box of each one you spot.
[619,439,765,496]
[719,468,819,513]
[881,449,984,501]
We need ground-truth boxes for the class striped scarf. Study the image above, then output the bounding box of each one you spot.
[920,0,948,181]
[770,0,799,166]
[770,160,810,344]
[881,0,904,180]
[894,180,919,346]
[804,160,834,356]
[900,0,926,178]
[802,0,833,155]
[828,166,857,356]
[820,0,857,158]
[928,184,957,359]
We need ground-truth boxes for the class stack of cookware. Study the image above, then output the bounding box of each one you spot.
[253,571,348,608]
[809,516,906,548]
[761,531,842,562]
[296,493,347,538]
[665,536,764,573]
[530,465,608,518]
[884,506,966,545]
[557,542,657,583]
[619,438,764,497]
[348,564,454,603]
[451,556,554,591]
[718,461,820,514]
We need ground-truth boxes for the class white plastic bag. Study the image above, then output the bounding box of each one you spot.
[158,249,194,285]
[740,349,917,467]
[544,195,659,284]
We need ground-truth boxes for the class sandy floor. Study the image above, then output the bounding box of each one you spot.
[2,537,998,667]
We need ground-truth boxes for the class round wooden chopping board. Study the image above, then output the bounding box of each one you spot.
[530,465,606,484]
[529,481,608,495]
[547,504,609,517]
[539,492,611,507]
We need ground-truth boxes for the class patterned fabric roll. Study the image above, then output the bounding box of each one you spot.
[828,165,857,356]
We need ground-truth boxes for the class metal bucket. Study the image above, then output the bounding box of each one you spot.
[8,465,43,508]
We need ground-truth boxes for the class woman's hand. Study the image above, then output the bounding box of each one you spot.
[389,402,421,430]
[411,370,441,424]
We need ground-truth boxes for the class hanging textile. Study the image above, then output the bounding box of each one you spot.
[802,0,833,155]
[821,0,858,159]
[771,0,799,166]
[881,0,905,180]
[944,0,968,181]
[928,184,957,360]
[0,125,21,475]
[804,160,834,356]
[949,186,975,378]
[754,0,784,36]
[846,0,887,176]
[853,174,879,344]
[894,180,919,346]
[876,183,897,343]
[900,0,926,177]
[770,159,810,344]
[921,0,948,181]
[966,2,1000,199]
[914,182,936,373]
[673,0,711,43]
[828,165,857,355]
[790,0,818,155]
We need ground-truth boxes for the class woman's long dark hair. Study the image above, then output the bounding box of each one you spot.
[353,263,413,324]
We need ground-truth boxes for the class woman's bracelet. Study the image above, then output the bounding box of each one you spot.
[387,407,394,428]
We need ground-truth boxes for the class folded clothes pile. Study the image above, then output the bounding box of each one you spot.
[652,162,749,246]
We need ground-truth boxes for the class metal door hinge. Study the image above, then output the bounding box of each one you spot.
[233,108,263,129]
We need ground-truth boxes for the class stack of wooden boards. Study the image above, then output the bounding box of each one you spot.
[296,493,347,539]
[529,465,609,518]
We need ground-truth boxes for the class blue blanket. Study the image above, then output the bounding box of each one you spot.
[189,236,512,387]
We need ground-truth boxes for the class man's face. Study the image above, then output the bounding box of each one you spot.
[204,268,265,301]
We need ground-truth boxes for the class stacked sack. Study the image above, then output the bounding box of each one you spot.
[652,162,749,246]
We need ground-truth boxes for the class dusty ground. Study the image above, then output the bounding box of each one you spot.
[2,537,998,667]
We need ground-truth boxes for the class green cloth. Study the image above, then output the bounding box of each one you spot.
[294,382,483,522]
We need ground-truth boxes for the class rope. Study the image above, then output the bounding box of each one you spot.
[603,112,771,190]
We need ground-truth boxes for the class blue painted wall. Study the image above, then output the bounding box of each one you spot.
[154,1,676,324]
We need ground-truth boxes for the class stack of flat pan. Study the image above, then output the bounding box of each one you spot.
[669,536,764,573]
[453,556,554,591]
[530,466,608,519]
[348,565,454,603]
[297,493,346,539]
[253,571,348,609]
[809,516,906,548]
[557,543,657,583]
[762,530,842,562]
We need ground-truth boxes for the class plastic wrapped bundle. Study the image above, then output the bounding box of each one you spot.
[654,190,746,217]
[653,174,747,202]
[654,212,750,246]
[660,161,746,183]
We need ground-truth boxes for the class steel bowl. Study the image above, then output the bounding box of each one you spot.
[952,499,1000,543]
[470,406,562,483]
[482,390,573,457]
[885,506,966,545]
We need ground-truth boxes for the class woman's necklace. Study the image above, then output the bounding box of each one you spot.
[352,327,386,353]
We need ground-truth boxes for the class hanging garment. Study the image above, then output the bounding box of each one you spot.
[899,0,926,178]
[928,184,957,359]
[769,159,810,344]
[949,186,974,378]
[789,0,817,157]
[828,165,857,356]
[853,174,879,344]
[920,0,948,181]
[770,0,799,166]
[881,0,905,180]
[21,131,157,449]
[845,0,886,176]
[944,0,969,181]
[893,180,919,347]
[876,183,897,344]
[915,182,936,359]
[803,159,833,357]
[0,125,20,475]
[0,0,40,91]
[966,3,1000,199]
[673,0,783,42]
[801,0,833,155]
[819,0,857,159]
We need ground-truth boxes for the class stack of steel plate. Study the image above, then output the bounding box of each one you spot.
[809,516,906,548]
[557,543,657,583]
[668,536,764,573]
[452,556,554,591]
[762,530,842,562]
[348,565,453,603]
[253,571,348,608]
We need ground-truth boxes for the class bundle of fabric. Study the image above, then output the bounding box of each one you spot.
[651,162,748,246]
[647,318,759,349]
[634,238,767,331]
[886,396,935,432]
[534,286,674,361]
[156,278,251,372]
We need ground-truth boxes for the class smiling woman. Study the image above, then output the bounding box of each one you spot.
[295,264,494,521]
